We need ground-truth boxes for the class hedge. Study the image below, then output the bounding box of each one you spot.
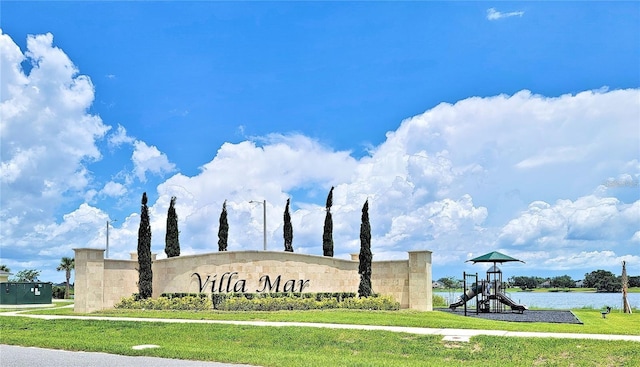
[115,292,399,311]
[115,294,212,310]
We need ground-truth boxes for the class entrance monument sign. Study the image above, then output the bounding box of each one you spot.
[74,249,432,313]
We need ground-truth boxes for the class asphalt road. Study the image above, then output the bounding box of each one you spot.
[0,345,260,367]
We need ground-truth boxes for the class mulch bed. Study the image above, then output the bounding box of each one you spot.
[436,308,583,324]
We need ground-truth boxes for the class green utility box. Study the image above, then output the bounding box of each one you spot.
[0,282,53,305]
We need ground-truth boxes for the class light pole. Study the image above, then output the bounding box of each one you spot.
[106,219,117,258]
[249,200,267,250]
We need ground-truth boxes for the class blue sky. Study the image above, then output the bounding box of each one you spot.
[1,1,639,284]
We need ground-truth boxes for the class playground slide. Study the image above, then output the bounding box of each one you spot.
[494,291,528,312]
[449,284,482,309]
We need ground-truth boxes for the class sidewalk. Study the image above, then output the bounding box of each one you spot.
[2,307,639,343]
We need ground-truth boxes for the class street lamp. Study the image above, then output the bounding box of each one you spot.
[249,200,267,250]
[106,219,117,258]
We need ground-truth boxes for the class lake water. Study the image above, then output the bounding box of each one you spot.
[435,291,640,310]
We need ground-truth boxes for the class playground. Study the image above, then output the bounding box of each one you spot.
[444,251,582,324]
[448,251,528,312]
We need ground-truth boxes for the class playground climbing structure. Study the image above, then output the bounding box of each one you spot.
[449,251,528,314]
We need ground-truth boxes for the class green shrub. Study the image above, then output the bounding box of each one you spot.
[209,292,358,310]
[432,294,448,308]
[115,294,212,311]
[115,292,398,312]
[219,295,326,311]
[341,295,400,310]
[52,286,66,299]
[216,293,398,311]
[115,295,139,309]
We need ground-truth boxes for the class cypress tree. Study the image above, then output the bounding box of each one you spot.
[164,196,180,258]
[218,200,229,251]
[322,186,334,257]
[358,199,373,298]
[283,198,294,252]
[137,192,153,299]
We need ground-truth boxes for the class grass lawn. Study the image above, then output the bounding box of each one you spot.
[2,304,639,366]
[1,315,639,367]
[0,299,73,313]
[25,307,640,335]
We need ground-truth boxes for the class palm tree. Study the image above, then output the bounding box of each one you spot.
[56,257,75,299]
[0,265,10,272]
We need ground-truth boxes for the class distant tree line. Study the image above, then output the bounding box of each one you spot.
[435,276,460,289]
[507,275,575,290]
[506,270,639,292]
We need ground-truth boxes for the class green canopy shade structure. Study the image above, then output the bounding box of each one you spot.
[466,251,524,264]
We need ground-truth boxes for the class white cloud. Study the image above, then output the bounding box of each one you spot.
[1,30,639,283]
[0,30,28,105]
[108,124,174,185]
[397,89,639,211]
[543,251,640,271]
[108,124,135,147]
[0,147,44,184]
[131,140,176,182]
[141,135,359,256]
[22,85,640,279]
[487,8,525,21]
[499,196,639,247]
[101,181,127,198]
[515,145,591,169]
[497,201,564,247]
[0,30,109,251]
[495,195,639,276]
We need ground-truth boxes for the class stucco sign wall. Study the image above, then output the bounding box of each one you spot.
[74,249,432,313]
